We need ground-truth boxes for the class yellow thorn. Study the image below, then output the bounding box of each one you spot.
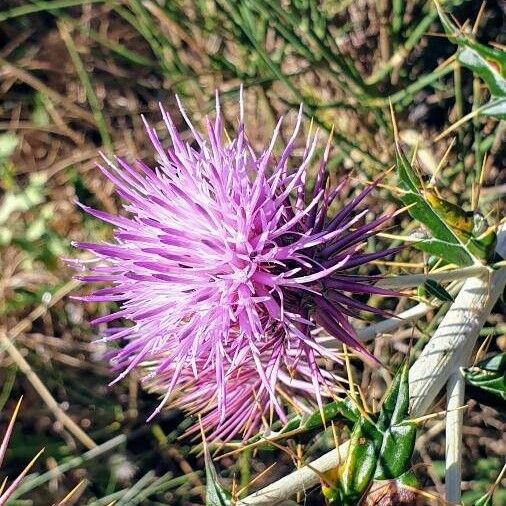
[410,140,420,166]
[474,151,488,211]
[473,2,487,35]
[0,477,7,496]
[357,386,371,414]
[434,106,486,141]
[473,333,493,365]
[342,345,357,405]
[10,396,23,426]
[406,405,468,424]
[433,137,456,184]
[377,232,420,243]
[56,479,87,505]
[389,99,399,145]
[371,260,425,269]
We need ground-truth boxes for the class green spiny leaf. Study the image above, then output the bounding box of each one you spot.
[374,362,416,480]
[302,398,360,431]
[436,2,506,120]
[324,363,417,503]
[236,398,359,452]
[462,353,506,404]
[396,145,476,266]
[423,279,455,302]
[339,417,383,503]
[204,446,232,506]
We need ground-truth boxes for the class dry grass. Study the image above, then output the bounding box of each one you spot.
[0,1,504,504]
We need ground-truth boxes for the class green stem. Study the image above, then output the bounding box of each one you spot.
[366,9,438,85]
[0,0,104,22]
[58,21,113,152]
[239,447,252,498]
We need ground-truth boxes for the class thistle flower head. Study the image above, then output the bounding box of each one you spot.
[73,92,397,440]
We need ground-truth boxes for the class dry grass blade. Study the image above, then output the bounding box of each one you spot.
[57,20,112,152]
[0,56,95,123]
[0,333,96,450]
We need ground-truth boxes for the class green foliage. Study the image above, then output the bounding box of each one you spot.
[474,492,494,506]
[0,172,67,271]
[0,132,18,161]
[462,353,506,405]
[436,1,506,119]
[422,279,455,302]
[373,363,416,481]
[396,144,476,266]
[395,141,498,265]
[461,459,506,506]
[235,397,359,453]
[205,446,232,506]
[322,363,418,505]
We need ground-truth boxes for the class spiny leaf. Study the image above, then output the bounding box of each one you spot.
[323,363,417,504]
[435,1,506,120]
[423,279,455,302]
[302,398,360,431]
[458,48,506,120]
[330,416,382,505]
[374,362,416,481]
[204,445,232,506]
[435,1,506,74]
[233,398,359,453]
[395,144,476,266]
[462,353,506,405]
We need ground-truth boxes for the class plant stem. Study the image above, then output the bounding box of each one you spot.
[376,264,488,289]
[445,370,465,504]
[0,0,104,22]
[58,20,113,152]
[367,8,438,85]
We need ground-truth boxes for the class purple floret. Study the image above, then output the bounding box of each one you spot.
[72,91,397,440]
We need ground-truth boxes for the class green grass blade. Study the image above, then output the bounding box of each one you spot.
[58,21,112,152]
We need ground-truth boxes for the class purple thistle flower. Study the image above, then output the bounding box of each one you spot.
[143,322,340,441]
[72,92,397,440]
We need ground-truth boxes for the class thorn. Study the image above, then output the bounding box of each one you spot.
[389,99,399,146]
[433,137,456,184]
[474,151,488,211]
[410,140,419,166]
[472,2,487,35]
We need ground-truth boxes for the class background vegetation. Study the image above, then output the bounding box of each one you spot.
[0,0,504,504]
